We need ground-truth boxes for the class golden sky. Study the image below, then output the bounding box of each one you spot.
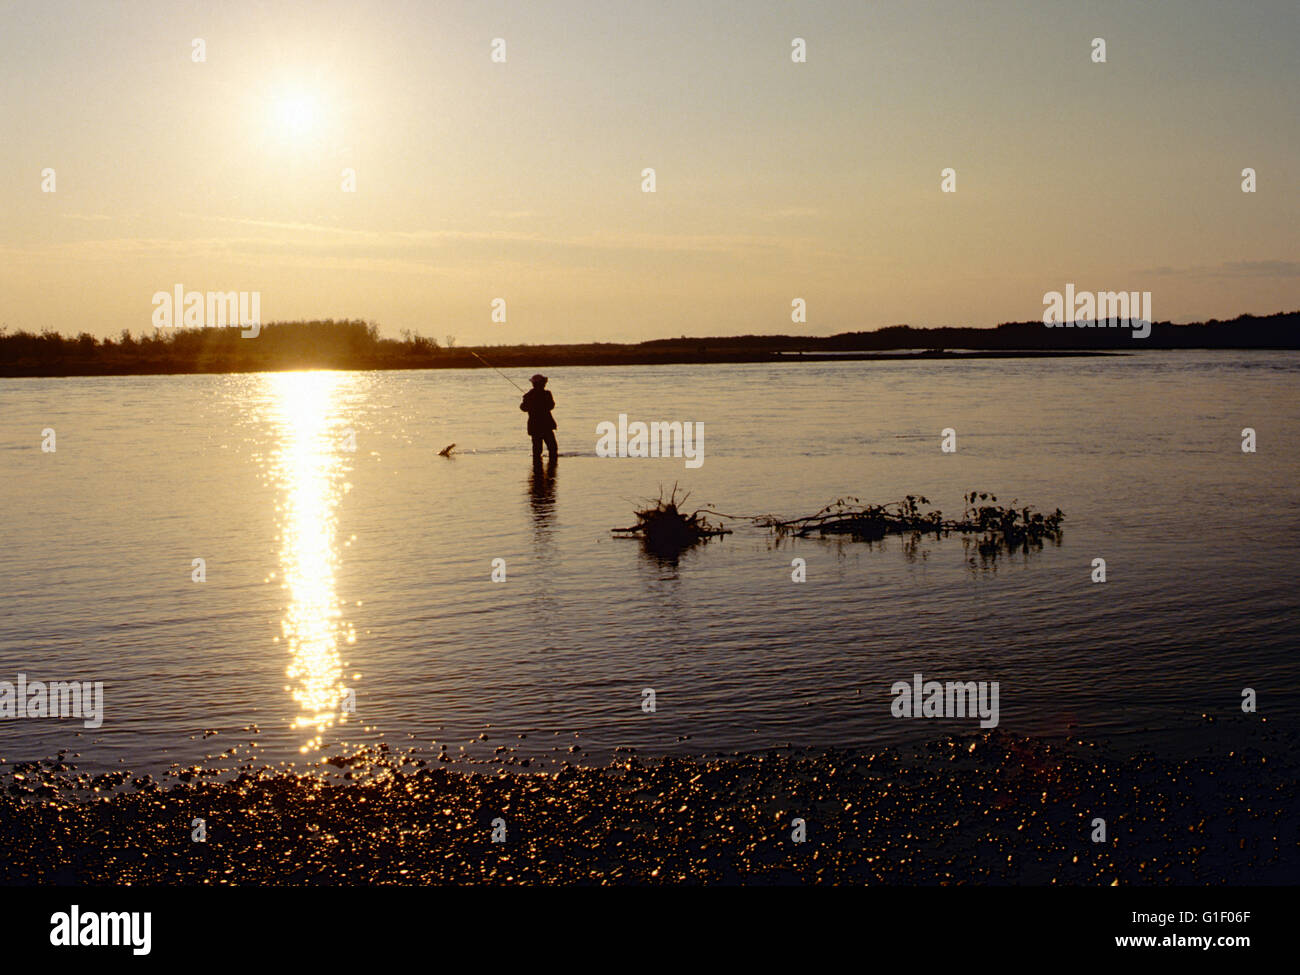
[2,0,1297,343]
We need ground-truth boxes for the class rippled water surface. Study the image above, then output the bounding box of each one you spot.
[2,352,1297,773]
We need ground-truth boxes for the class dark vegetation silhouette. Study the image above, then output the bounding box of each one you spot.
[2,311,1297,377]
[612,484,731,561]
[757,492,1064,550]
[612,488,1063,565]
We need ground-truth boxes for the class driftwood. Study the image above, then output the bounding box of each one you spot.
[612,484,731,556]
[750,493,1064,549]
[615,489,1063,562]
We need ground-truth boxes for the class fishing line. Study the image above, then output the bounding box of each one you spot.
[469,350,526,392]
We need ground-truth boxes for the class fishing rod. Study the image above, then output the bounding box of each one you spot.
[468,349,525,392]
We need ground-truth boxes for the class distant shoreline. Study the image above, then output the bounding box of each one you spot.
[1,312,1294,379]
[0,347,1127,379]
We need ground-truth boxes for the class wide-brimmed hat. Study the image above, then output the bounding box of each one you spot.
[530,374,547,384]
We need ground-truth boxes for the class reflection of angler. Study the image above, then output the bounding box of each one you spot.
[520,374,558,462]
[529,453,558,523]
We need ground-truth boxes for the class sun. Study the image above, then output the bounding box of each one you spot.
[274,92,318,137]
[254,80,335,153]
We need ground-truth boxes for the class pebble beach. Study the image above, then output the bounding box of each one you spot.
[3,724,1294,886]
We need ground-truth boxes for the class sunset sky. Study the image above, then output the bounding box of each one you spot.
[1,0,1296,343]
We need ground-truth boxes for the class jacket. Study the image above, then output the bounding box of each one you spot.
[520,388,557,436]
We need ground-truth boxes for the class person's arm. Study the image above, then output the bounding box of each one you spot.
[520,392,529,412]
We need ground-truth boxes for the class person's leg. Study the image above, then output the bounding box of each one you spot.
[544,431,558,459]
[531,434,544,459]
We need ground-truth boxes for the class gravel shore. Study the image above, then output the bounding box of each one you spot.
[2,727,1294,885]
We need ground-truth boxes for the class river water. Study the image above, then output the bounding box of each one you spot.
[1,352,1297,773]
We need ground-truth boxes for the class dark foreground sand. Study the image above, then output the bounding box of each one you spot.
[2,727,1295,885]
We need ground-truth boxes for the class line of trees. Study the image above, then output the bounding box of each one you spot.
[1,311,1296,377]
[638,312,1300,352]
[0,320,443,375]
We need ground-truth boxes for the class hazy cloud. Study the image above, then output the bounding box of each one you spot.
[1141,260,1300,278]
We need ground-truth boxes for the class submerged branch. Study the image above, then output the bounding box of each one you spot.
[612,483,731,557]
[615,490,1063,562]
[754,492,1064,547]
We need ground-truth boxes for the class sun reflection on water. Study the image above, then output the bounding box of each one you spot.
[266,371,355,752]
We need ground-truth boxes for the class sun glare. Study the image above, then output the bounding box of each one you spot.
[274,92,319,137]
[265,371,354,753]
